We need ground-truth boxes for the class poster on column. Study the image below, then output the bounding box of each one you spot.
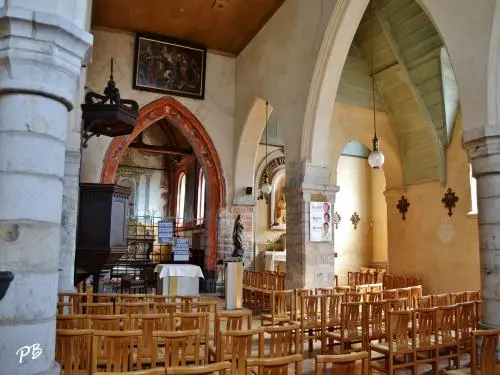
[309,202,333,242]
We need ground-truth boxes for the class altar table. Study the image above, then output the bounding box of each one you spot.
[154,264,204,296]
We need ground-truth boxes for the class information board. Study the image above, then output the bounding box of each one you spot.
[158,220,174,244]
[173,237,190,262]
[309,202,333,242]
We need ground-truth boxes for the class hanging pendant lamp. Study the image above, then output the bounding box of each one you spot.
[260,101,272,201]
[367,1,385,170]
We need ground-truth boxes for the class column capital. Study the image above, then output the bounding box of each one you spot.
[0,6,93,110]
[463,126,500,177]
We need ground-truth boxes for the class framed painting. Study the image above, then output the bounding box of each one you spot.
[133,33,207,100]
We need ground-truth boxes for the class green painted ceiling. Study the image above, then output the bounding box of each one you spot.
[337,0,459,186]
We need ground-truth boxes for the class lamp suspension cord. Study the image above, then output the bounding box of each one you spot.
[370,1,377,138]
[265,101,269,167]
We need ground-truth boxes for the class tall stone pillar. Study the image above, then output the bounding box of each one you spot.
[0,7,92,375]
[465,127,500,329]
[285,163,339,289]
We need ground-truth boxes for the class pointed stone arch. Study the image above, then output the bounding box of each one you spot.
[101,96,226,270]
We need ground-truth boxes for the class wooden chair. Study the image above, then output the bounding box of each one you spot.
[436,304,459,370]
[219,328,264,375]
[364,301,387,350]
[315,351,369,375]
[369,310,415,374]
[299,294,323,352]
[56,329,92,375]
[166,361,232,375]
[366,291,382,302]
[456,302,477,363]
[129,314,171,365]
[321,293,343,353]
[261,290,292,326]
[58,292,83,314]
[410,285,423,307]
[326,302,365,354]
[57,314,90,329]
[444,328,500,375]
[412,307,438,374]
[152,329,201,368]
[397,288,412,308]
[247,354,303,375]
[175,312,211,364]
[209,309,253,362]
[91,330,143,373]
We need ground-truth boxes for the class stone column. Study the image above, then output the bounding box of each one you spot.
[465,126,500,329]
[0,7,92,375]
[144,171,153,216]
[285,163,339,290]
[134,173,142,217]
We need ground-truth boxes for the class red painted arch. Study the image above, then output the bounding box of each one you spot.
[101,96,226,270]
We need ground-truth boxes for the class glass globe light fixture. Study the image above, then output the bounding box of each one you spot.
[368,136,385,170]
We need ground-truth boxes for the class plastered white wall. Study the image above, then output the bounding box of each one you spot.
[82,28,235,207]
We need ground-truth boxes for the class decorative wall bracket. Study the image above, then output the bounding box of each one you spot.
[396,195,410,221]
[441,188,459,217]
[350,212,361,229]
[333,211,341,229]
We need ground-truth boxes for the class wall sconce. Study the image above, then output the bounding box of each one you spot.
[333,211,341,229]
[396,195,410,221]
[441,188,459,217]
[350,212,361,229]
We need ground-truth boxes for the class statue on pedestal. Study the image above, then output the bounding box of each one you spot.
[232,214,244,258]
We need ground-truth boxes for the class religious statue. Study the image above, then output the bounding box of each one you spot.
[274,193,286,225]
[232,214,244,258]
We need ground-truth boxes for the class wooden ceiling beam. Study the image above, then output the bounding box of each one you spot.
[128,142,192,156]
[376,12,446,185]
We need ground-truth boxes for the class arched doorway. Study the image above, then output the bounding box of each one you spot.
[101,96,226,271]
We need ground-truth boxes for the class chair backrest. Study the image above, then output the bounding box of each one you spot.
[387,310,412,353]
[412,307,437,347]
[80,302,114,315]
[438,304,458,345]
[219,328,264,375]
[130,313,171,360]
[166,361,232,375]
[364,301,387,340]
[117,301,149,315]
[432,293,450,307]
[152,329,201,367]
[263,323,301,356]
[247,354,303,375]
[340,302,364,341]
[315,351,369,375]
[385,298,407,311]
[56,314,90,329]
[415,295,432,309]
[56,329,92,375]
[90,314,128,330]
[91,330,143,373]
[270,290,292,319]
[457,301,476,340]
[473,328,500,375]
[450,291,467,304]
[381,289,398,300]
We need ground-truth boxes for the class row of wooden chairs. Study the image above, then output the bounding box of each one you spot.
[347,271,422,289]
[242,271,286,311]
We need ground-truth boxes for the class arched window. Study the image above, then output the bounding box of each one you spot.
[177,173,186,225]
[469,164,478,215]
[197,168,206,225]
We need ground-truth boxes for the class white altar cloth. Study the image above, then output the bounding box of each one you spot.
[154,264,204,296]
[265,251,286,271]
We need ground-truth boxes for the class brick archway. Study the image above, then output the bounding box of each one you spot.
[101,96,225,270]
